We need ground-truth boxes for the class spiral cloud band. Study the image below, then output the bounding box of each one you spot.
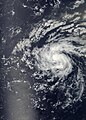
[11,13,86,110]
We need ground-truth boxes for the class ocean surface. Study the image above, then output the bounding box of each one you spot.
[0,0,86,120]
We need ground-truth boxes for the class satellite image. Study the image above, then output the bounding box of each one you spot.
[0,0,86,120]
